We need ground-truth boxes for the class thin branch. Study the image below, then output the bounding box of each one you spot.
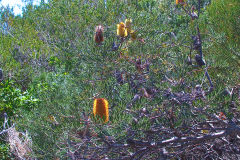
[205,70,214,89]
[0,125,15,135]
[125,123,240,148]
[0,113,15,135]
[198,0,201,18]
[197,26,203,57]
[130,147,149,160]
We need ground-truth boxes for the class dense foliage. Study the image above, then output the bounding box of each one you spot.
[0,0,239,159]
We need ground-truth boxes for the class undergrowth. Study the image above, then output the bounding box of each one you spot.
[0,0,239,159]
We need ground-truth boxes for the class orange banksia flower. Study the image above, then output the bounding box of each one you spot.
[117,22,128,37]
[176,0,186,6]
[218,112,227,120]
[93,98,109,123]
[94,25,104,44]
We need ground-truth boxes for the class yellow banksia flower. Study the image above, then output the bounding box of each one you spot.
[48,115,59,125]
[162,43,167,48]
[93,98,109,123]
[125,19,132,34]
[117,22,128,37]
[201,130,209,134]
[130,30,137,41]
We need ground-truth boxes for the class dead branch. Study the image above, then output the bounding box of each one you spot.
[0,113,34,159]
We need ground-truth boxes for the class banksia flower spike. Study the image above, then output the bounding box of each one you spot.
[130,30,137,41]
[93,98,109,123]
[176,0,186,6]
[125,19,132,34]
[94,25,104,44]
[117,22,128,38]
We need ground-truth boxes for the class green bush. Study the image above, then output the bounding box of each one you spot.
[0,0,239,159]
[0,144,10,160]
[204,0,240,67]
[207,0,240,45]
[0,80,39,117]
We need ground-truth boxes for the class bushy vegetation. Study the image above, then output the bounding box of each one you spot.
[0,80,39,116]
[0,144,10,160]
[0,0,239,159]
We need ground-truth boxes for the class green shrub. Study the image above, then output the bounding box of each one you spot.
[207,0,240,45]
[0,144,10,160]
[0,80,39,117]
[197,0,240,74]
[0,0,239,159]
